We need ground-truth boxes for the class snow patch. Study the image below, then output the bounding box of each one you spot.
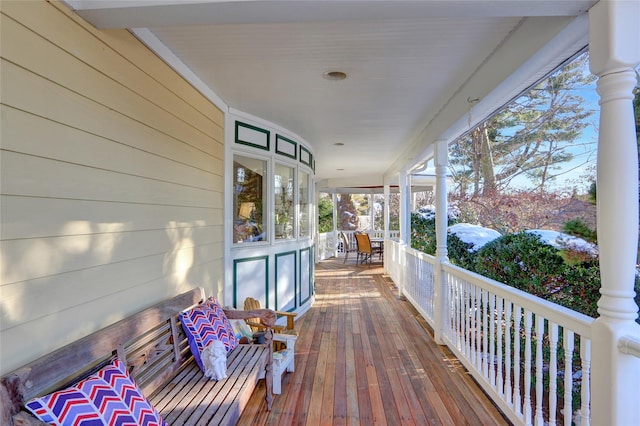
[526,229,598,254]
[448,223,501,251]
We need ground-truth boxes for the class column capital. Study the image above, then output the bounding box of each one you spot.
[589,0,640,76]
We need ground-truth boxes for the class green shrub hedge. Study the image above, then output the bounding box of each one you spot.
[410,215,640,323]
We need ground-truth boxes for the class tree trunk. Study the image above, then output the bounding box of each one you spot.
[480,124,497,196]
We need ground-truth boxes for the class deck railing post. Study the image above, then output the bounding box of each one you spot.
[434,139,449,344]
[589,1,640,424]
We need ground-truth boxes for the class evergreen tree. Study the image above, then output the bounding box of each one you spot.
[450,53,596,195]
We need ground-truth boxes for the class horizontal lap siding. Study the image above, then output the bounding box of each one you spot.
[0,0,225,374]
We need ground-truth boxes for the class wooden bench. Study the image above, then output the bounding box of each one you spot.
[0,287,276,426]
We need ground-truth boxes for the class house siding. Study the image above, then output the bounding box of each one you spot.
[0,0,224,374]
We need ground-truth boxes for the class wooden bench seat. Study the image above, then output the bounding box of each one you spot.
[150,344,267,425]
[0,287,275,426]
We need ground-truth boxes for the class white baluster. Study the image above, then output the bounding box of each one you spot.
[524,310,533,425]
[579,338,591,426]
[490,293,497,387]
[497,296,504,396]
[535,315,544,426]
[563,329,575,426]
[514,306,522,416]
[476,286,482,369]
[505,301,513,405]
[549,322,559,426]
[482,289,489,377]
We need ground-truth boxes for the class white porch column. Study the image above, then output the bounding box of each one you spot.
[399,169,411,246]
[369,193,375,234]
[433,139,450,344]
[332,193,338,257]
[589,1,640,424]
[383,184,390,239]
[398,170,411,299]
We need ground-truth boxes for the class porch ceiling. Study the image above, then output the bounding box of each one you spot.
[69,0,595,188]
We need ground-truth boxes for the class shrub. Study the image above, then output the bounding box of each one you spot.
[410,212,437,254]
[474,232,566,298]
[410,209,459,255]
[550,260,601,318]
[447,233,477,270]
[562,218,597,244]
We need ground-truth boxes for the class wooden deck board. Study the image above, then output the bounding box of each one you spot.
[238,258,511,426]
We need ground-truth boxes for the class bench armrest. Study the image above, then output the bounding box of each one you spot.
[223,307,275,410]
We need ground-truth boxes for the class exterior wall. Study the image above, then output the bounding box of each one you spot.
[0,1,224,374]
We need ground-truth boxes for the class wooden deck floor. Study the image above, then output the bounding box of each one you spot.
[238,258,511,425]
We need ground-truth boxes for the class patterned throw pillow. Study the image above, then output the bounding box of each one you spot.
[203,297,238,352]
[25,359,165,426]
[179,305,221,371]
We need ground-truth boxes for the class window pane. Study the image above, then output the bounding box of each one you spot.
[299,171,310,237]
[233,155,267,243]
[275,163,294,239]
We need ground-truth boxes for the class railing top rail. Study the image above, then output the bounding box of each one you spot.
[443,261,594,337]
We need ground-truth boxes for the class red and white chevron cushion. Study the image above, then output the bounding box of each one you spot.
[25,359,165,426]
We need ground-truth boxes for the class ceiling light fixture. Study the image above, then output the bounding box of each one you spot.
[334,142,345,146]
[323,71,347,81]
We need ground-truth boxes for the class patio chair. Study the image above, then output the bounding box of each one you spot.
[339,231,358,263]
[243,297,298,336]
[355,233,383,267]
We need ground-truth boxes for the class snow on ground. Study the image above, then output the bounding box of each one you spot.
[526,229,598,254]
[447,224,598,255]
[448,223,501,251]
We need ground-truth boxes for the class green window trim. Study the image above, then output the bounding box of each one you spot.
[275,250,297,311]
[276,134,298,160]
[236,121,270,151]
[299,145,312,167]
[233,255,269,308]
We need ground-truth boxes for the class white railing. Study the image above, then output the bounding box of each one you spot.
[402,247,436,326]
[386,241,594,426]
[336,230,400,254]
[371,230,400,240]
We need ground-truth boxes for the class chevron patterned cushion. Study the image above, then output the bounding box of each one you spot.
[180,305,220,371]
[25,359,165,426]
[203,297,238,352]
[179,301,238,373]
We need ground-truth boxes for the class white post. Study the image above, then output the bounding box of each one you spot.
[589,1,640,424]
[433,140,449,344]
[332,193,338,257]
[384,184,390,239]
[369,192,375,235]
[398,170,411,299]
[399,170,410,246]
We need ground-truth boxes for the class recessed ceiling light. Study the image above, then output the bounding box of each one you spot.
[334,142,345,146]
[323,71,347,81]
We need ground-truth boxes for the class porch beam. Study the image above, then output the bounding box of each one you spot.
[69,0,595,30]
[589,0,640,424]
